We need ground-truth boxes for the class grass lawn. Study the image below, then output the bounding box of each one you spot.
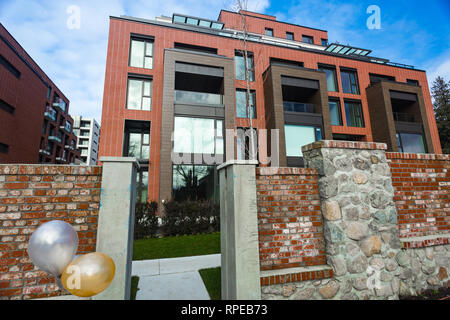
[130,276,139,300]
[199,267,221,300]
[133,232,220,260]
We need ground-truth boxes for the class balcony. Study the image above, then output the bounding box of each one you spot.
[393,112,415,122]
[44,107,57,121]
[174,90,223,106]
[39,149,51,156]
[53,98,67,112]
[60,121,71,133]
[283,101,315,113]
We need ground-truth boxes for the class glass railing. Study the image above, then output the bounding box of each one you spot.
[44,107,57,121]
[174,90,223,106]
[283,102,315,113]
[53,98,67,112]
[64,121,71,133]
[393,112,415,122]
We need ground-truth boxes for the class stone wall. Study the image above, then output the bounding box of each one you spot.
[0,164,101,300]
[259,141,449,300]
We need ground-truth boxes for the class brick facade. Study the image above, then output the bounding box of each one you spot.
[0,164,101,300]
[256,167,325,271]
[387,152,450,241]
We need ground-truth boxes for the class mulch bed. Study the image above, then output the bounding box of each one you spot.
[399,287,450,300]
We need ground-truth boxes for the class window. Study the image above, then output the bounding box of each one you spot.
[236,89,256,119]
[173,117,223,155]
[126,78,152,110]
[265,28,273,36]
[42,119,48,134]
[302,35,314,44]
[123,120,150,160]
[321,39,328,46]
[329,99,342,126]
[406,79,419,86]
[0,142,8,154]
[174,42,218,55]
[129,37,154,69]
[344,100,364,127]
[340,69,360,94]
[0,98,15,114]
[286,32,294,40]
[46,86,52,100]
[285,125,322,157]
[172,165,218,202]
[397,133,425,153]
[136,169,149,203]
[235,52,255,81]
[318,65,338,92]
[0,54,20,79]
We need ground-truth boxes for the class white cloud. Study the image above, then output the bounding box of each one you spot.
[425,51,450,86]
[1,0,269,124]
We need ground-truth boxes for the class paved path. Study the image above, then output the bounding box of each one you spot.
[131,254,221,300]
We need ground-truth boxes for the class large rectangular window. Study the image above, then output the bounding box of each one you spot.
[329,99,342,126]
[396,132,425,153]
[286,32,294,40]
[172,165,218,202]
[129,37,154,69]
[173,117,223,155]
[235,52,255,81]
[344,100,364,127]
[340,69,360,94]
[318,65,338,92]
[285,125,322,157]
[126,78,152,110]
[265,28,273,37]
[236,89,256,119]
[123,120,150,160]
[136,169,149,204]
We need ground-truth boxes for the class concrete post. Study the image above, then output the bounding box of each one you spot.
[93,157,139,300]
[218,160,261,300]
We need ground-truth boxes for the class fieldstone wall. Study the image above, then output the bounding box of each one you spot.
[260,141,449,300]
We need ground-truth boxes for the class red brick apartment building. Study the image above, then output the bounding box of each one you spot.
[98,10,442,206]
[0,24,80,165]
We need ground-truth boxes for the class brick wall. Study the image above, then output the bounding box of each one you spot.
[0,164,102,300]
[256,167,326,271]
[387,152,450,244]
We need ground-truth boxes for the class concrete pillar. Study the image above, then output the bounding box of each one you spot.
[93,157,139,300]
[218,160,261,300]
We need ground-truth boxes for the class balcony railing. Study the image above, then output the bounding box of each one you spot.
[393,112,415,122]
[44,107,57,121]
[174,90,223,106]
[283,101,315,113]
[60,121,71,133]
[53,98,67,112]
[48,135,62,143]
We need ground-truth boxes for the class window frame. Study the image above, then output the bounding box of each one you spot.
[128,36,154,69]
[265,28,274,37]
[302,35,314,44]
[328,98,343,126]
[235,51,255,81]
[126,76,153,111]
[123,120,151,161]
[286,32,294,41]
[318,64,339,92]
[235,89,257,119]
[340,68,360,94]
[344,99,365,128]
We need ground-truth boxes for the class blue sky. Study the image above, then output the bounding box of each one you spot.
[0,0,449,123]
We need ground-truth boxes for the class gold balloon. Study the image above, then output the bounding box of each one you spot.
[61,252,115,297]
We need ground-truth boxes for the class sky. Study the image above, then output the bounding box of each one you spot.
[0,0,449,124]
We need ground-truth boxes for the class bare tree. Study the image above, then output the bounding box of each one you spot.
[231,0,257,160]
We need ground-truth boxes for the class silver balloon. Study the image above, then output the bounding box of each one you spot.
[28,220,78,276]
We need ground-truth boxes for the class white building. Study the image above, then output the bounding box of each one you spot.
[73,116,100,165]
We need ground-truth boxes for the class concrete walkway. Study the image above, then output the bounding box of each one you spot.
[131,254,221,300]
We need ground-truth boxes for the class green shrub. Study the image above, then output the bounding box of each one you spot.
[161,199,219,236]
[134,201,159,239]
